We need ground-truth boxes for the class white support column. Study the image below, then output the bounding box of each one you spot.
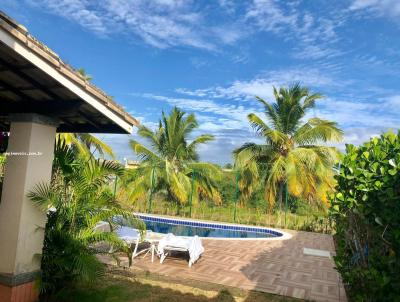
[0,114,57,301]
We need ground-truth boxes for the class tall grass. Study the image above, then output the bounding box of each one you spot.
[131,198,333,234]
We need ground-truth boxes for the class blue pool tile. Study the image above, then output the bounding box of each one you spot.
[136,215,283,238]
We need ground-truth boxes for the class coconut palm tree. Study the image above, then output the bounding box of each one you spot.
[234,83,343,209]
[127,107,222,207]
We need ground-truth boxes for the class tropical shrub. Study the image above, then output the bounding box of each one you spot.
[30,140,143,299]
[330,132,400,301]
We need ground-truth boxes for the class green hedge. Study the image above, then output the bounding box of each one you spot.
[330,132,400,301]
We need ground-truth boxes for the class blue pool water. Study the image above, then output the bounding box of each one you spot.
[137,215,281,239]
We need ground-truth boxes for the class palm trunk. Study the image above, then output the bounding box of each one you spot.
[278,181,284,212]
[276,181,284,227]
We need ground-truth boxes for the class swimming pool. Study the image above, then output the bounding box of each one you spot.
[133,214,290,240]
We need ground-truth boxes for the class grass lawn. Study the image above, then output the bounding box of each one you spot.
[52,267,303,302]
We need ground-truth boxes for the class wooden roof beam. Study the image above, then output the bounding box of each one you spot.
[0,57,61,100]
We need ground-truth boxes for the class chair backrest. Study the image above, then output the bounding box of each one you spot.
[116,226,140,239]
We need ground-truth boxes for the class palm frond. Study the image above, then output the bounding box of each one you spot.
[264,154,286,207]
[294,118,343,145]
[234,143,276,168]
[28,182,58,211]
[77,134,114,158]
[187,135,214,160]
[129,140,161,162]
[247,113,286,144]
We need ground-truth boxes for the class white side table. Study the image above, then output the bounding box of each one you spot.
[145,232,164,263]
[131,232,164,263]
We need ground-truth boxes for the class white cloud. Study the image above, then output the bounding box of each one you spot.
[214,79,275,100]
[218,0,236,15]
[103,0,215,50]
[25,0,349,57]
[350,0,400,18]
[139,93,257,127]
[27,0,108,34]
[211,26,245,45]
[175,67,339,101]
[385,95,400,106]
[245,0,345,60]
[26,0,247,50]
[245,0,297,34]
[195,129,263,164]
[330,127,383,151]
[293,45,343,60]
[315,97,400,130]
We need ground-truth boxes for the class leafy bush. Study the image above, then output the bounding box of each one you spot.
[30,141,144,299]
[330,132,400,301]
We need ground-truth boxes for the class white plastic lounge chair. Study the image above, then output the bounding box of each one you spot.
[94,222,162,263]
[116,226,165,263]
[115,226,144,260]
[157,233,204,267]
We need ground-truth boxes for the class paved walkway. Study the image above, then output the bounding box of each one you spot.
[104,230,347,302]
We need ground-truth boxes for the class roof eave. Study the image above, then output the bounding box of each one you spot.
[0,11,138,134]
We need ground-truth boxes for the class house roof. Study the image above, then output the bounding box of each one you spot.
[0,11,139,134]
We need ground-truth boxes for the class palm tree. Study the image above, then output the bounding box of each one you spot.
[127,107,222,207]
[57,133,114,158]
[234,84,343,209]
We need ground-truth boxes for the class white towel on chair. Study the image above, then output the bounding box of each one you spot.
[158,233,204,265]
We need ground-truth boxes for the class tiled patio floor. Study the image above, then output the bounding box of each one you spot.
[103,230,347,302]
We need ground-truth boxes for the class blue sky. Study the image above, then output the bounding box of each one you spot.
[2,0,400,164]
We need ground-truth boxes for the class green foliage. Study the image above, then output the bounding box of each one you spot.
[0,153,5,164]
[132,189,332,234]
[77,67,93,81]
[126,107,222,206]
[223,163,233,169]
[329,131,400,301]
[234,84,342,209]
[216,170,236,206]
[57,133,114,158]
[30,140,144,298]
[0,154,5,198]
